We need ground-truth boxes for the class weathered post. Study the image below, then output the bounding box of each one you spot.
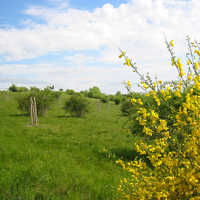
[33,97,38,126]
[30,96,38,126]
[97,101,101,112]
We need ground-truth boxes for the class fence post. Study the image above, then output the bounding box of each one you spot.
[30,96,38,126]
[97,101,101,112]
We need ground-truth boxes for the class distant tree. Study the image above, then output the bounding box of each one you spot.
[66,89,75,95]
[115,91,122,96]
[8,84,18,92]
[30,87,40,93]
[100,94,109,103]
[88,86,102,99]
[17,87,29,92]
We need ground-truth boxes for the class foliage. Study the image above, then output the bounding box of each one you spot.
[64,94,89,117]
[66,89,75,95]
[8,84,18,92]
[113,96,121,105]
[16,89,60,116]
[100,95,109,103]
[9,84,29,92]
[116,36,200,199]
[88,86,102,99]
[120,100,133,115]
[0,92,127,199]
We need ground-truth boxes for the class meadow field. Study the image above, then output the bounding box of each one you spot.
[0,92,135,200]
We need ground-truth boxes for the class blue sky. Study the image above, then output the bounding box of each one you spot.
[0,0,199,93]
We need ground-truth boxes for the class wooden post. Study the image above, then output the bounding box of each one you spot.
[33,97,38,126]
[30,96,38,126]
[30,97,33,125]
[97,101,101,112]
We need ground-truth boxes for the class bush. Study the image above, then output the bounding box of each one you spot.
[66,89,75,95]
[17,87,29,92]
[9,84,18,92]
[100,95,109,103]
[116,37,200,199]
[87,86,102,99]
[113,97,120,105]
[16,89,60,116]
[64,94,89,117]
[120,100,133,115]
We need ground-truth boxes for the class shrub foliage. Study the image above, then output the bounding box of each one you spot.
[16,88,60,116]
[64,94,89,117]
[116,36,200,199]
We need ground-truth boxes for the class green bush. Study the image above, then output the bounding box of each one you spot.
[66,89,75,95]
[113,97,121,105]
[64,94,89,117]
[87,86,102,99]
[100,95,109,103]
[120,99,133,116]
[8,84,18,92]
[16,89,60,116]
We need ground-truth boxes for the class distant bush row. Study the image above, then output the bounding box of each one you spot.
[8,84,132,105]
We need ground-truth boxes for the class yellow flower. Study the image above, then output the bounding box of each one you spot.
[187,59,191,65]
[131,98,137,104]
[194,49,200,57]
[119,50,125,58]
[170,40,174,47]
[124,57,131,66]
[127,80,132,87]
[187,74,192,80]
[141,82,149,89]
[171,57,175,66]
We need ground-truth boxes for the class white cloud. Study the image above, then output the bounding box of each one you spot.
[1,0,200,62]
[64,53,95,65]
[0,0,200,93]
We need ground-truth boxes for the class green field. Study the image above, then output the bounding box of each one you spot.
[0,92,135,200]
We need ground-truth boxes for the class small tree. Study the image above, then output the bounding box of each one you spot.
[64,94,89,117]
[16,89,60,116]
[9,84,18,92]
[88,86,102,99]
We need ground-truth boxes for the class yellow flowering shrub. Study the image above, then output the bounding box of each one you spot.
[117,36,200,199]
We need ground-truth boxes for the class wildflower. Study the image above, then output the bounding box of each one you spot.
[187,74,192,80]
[131,98,137,104]
[119,50,125,58]
[194,49,200,57]
[127,80,132,87]
[187,59,191,65]
[170,40,174,47]
[124,57,131,66]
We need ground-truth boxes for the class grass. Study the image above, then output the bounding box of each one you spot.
[0,92,136,200]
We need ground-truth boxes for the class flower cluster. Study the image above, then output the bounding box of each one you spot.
[117,37,200,199]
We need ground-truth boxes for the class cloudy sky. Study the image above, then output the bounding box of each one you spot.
[0,0,200,93]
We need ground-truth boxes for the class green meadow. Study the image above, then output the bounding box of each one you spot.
[0,92,136,200]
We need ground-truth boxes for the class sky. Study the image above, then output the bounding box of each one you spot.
[0,0,200,94]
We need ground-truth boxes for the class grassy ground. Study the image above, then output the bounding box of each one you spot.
[0,92,136,200]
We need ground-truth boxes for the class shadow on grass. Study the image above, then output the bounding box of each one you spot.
[9,113,29,117]
[56,114,86,119]
[111,147,139,161]
[56,115,71,118]
[112,147,154,168]
[96,147,154,168]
